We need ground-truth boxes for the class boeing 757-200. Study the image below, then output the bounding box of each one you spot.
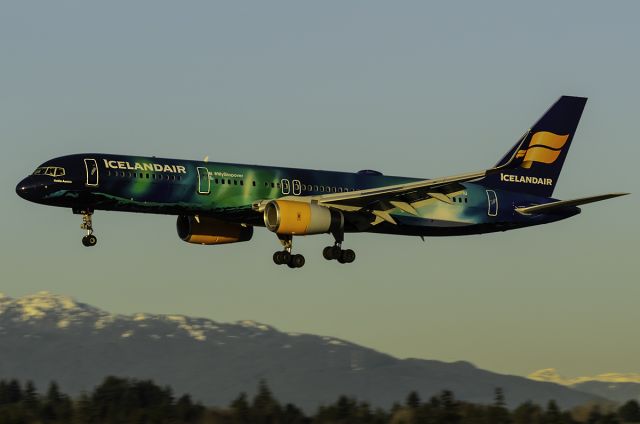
[16,96,628,268]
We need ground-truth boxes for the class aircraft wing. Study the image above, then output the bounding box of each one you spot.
[515,193,629,215]
[307,169,493,226]
[317,170,483,208]
[312,134,532,222]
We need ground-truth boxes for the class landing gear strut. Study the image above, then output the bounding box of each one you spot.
[323,227,355,264]
[272,235,305,268]
[79,210,97,247]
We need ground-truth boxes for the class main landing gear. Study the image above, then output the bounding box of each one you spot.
[273,235,305,268]
[78,210,97,247]
[270,229,356,268]
[323,244,356,264]
[323,226,355,264]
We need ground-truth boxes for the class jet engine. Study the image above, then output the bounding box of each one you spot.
[176,215,253,245]
[263,200,343,235]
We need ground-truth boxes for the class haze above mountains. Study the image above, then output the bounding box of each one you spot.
[0,292,636,410]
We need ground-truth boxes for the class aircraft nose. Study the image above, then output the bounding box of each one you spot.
[15,177,42,201]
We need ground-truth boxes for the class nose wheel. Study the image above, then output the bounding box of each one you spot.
[82,234,97,247]
[79,210,97,247]
[272,235,305,268]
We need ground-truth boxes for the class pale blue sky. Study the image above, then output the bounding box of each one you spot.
[1,1,638,379]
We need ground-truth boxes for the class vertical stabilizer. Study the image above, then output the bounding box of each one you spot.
[484,96,587,197]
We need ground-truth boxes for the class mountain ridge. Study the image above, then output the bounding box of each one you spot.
[0,292,607,410]
[528,368,640,403]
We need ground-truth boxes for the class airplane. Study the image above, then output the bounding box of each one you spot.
[16,96,628,268]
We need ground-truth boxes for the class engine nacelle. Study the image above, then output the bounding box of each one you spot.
[263,200,343,235]
[176,216,253,245]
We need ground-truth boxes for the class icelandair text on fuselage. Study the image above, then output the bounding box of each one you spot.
[103,160,186,174]
[500,173,553,186]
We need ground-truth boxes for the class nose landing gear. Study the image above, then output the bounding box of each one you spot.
[78,210,97,247]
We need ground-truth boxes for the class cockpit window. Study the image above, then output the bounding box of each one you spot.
[33,167,65,177]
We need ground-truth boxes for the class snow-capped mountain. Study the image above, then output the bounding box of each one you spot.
[528,368,640,402]
[0,292,606,410]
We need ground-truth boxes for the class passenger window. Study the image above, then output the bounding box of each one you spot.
[240,180,244,186]
[234,180,237,185]
[221,179,225,184]
[271,182,275,188]
[252,181,256,187]
[214,178,218,184]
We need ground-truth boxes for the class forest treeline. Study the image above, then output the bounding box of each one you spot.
[0,377,639,424]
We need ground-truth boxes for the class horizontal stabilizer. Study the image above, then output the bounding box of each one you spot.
[516,193,629,215]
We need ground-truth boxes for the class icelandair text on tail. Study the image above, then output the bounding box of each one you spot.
[500,173,553,186]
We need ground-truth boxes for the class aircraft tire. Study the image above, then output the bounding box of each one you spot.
[273,251,282,264]
[82,235,97,247]
[343,249,356,263]
[323,246,334,260]
[291,254,305,268]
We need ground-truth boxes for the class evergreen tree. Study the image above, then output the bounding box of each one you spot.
[251,380,282,424]
[0,380,8,406]
[22,381,39,410]
[176,394,204,423]
[544,400,563,424]
[587,406,603,424]
[46,381,62,404]
[495,387,506,407]
[7,380,22,404]
[74,393,92,424]
[438,390,461,424]
[488,387,511,424]
[619,400,640,423]
[231,392,251,423]
[406,391,421,409]
[281,403,307,424]
[513,401,543,424]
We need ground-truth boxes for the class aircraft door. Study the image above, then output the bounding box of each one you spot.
[84,158,99,186]
[197,167,210,194]
[281,179,290,195]
[486,190,498,216]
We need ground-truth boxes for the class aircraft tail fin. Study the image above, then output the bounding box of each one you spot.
[483,96,587,197]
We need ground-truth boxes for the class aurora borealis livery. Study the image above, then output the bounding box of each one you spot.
[16,96,628,268]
